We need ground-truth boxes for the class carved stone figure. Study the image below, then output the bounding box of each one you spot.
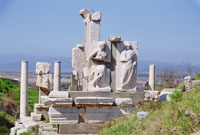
[36,62,52,90]
[88,65,110,91]
[89,42,106,61]
[120,43,136,90]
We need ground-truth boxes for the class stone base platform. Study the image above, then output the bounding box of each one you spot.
[58,123,104,135]
[69,91,144,105]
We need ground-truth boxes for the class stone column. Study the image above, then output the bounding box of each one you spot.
[53,61,61,91]
[20,60,28,119]
[149,64,155,90]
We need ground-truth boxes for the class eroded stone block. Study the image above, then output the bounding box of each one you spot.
[108,36,121,42]
[91,12,101,21]
[72,44,84,87]
[75,97,114,107]
[79,107,135,123]
[49,106,78,124]
[115,98,133,107]
[49,91,69,98]
[31,112,42,121]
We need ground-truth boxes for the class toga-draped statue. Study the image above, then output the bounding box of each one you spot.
[120,43,136,89]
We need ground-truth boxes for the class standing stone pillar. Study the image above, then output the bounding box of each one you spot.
[53,61,61,91]
[20,60,28,119]
[149,64,155,90]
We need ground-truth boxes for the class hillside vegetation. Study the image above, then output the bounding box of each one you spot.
[0,78,38,135]
[99,84,200,135]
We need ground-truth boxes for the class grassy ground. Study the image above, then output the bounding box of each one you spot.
[99,84,200,135]
[0,78,38,135]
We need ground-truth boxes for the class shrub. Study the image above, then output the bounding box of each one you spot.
[169,90,183,102]
[194,73,200,80]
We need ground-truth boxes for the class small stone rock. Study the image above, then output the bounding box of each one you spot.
[137,111,148,119]
[184,110,190,116]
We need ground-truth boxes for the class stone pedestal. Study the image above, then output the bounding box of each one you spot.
[53,61,61,91]
[149,64,155,90]
[20,60,28,119]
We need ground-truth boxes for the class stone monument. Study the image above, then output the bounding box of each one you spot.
[14,9,143,134]
[42,9,144,134]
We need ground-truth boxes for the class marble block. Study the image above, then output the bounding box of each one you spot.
[31,112,42,121]
[91,12,101,21]
[75,97,114,107]
[79,107,135,123]
[72,44,84,86]
[108,36,121,42]
[49,91,69,98]
[36,62,51,74]
[115,98,133,107]
[49,106,78,124]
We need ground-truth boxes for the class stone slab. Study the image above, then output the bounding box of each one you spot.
[108,36,121,42]
[49,106,78,124]
[79,107,135,123]
[49,91,69,98]
[115,98,133,107]
[58,123,104,134]
[31,112,42,121]
[69,91,144,105]
[34,104,49,119]
[75,97,114,106]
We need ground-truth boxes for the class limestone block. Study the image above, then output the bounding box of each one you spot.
[75,97,114,107]
[41,96,50,105]
[184,76,192,91]
[72,44,84,86]
[24,122,37,132]
[87,21,100,43]
[69,91,144,105]
[78,9,92,20]
[116,41,138,92]
[36,74,53,90]
[33,104,49,119]
[115,98,133,107]
[34,103,49,114]
[21,116,37,132]
[137,111,148,119]
[40,131,57,135]
[91,12,101,21]
[80,107,135,123]
[17,128,26,135]
[144,90,160,101]
[36,62,51,74]
[108,36,121,42]
[10,127,19,135]
[49,106,78,124]
[15,120,23,129]
[49,91,69,98]
[31,112,42,121]
[88,65,111,92]
[87,41,111,62]
[158,88,179,101]
[192,80,200,86]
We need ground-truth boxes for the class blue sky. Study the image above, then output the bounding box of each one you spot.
[0,0,200,64]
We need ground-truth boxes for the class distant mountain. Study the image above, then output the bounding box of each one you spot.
[0,54,198,73]
[0,54,72,72]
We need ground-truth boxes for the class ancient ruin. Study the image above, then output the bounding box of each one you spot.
[10,9,144,135]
